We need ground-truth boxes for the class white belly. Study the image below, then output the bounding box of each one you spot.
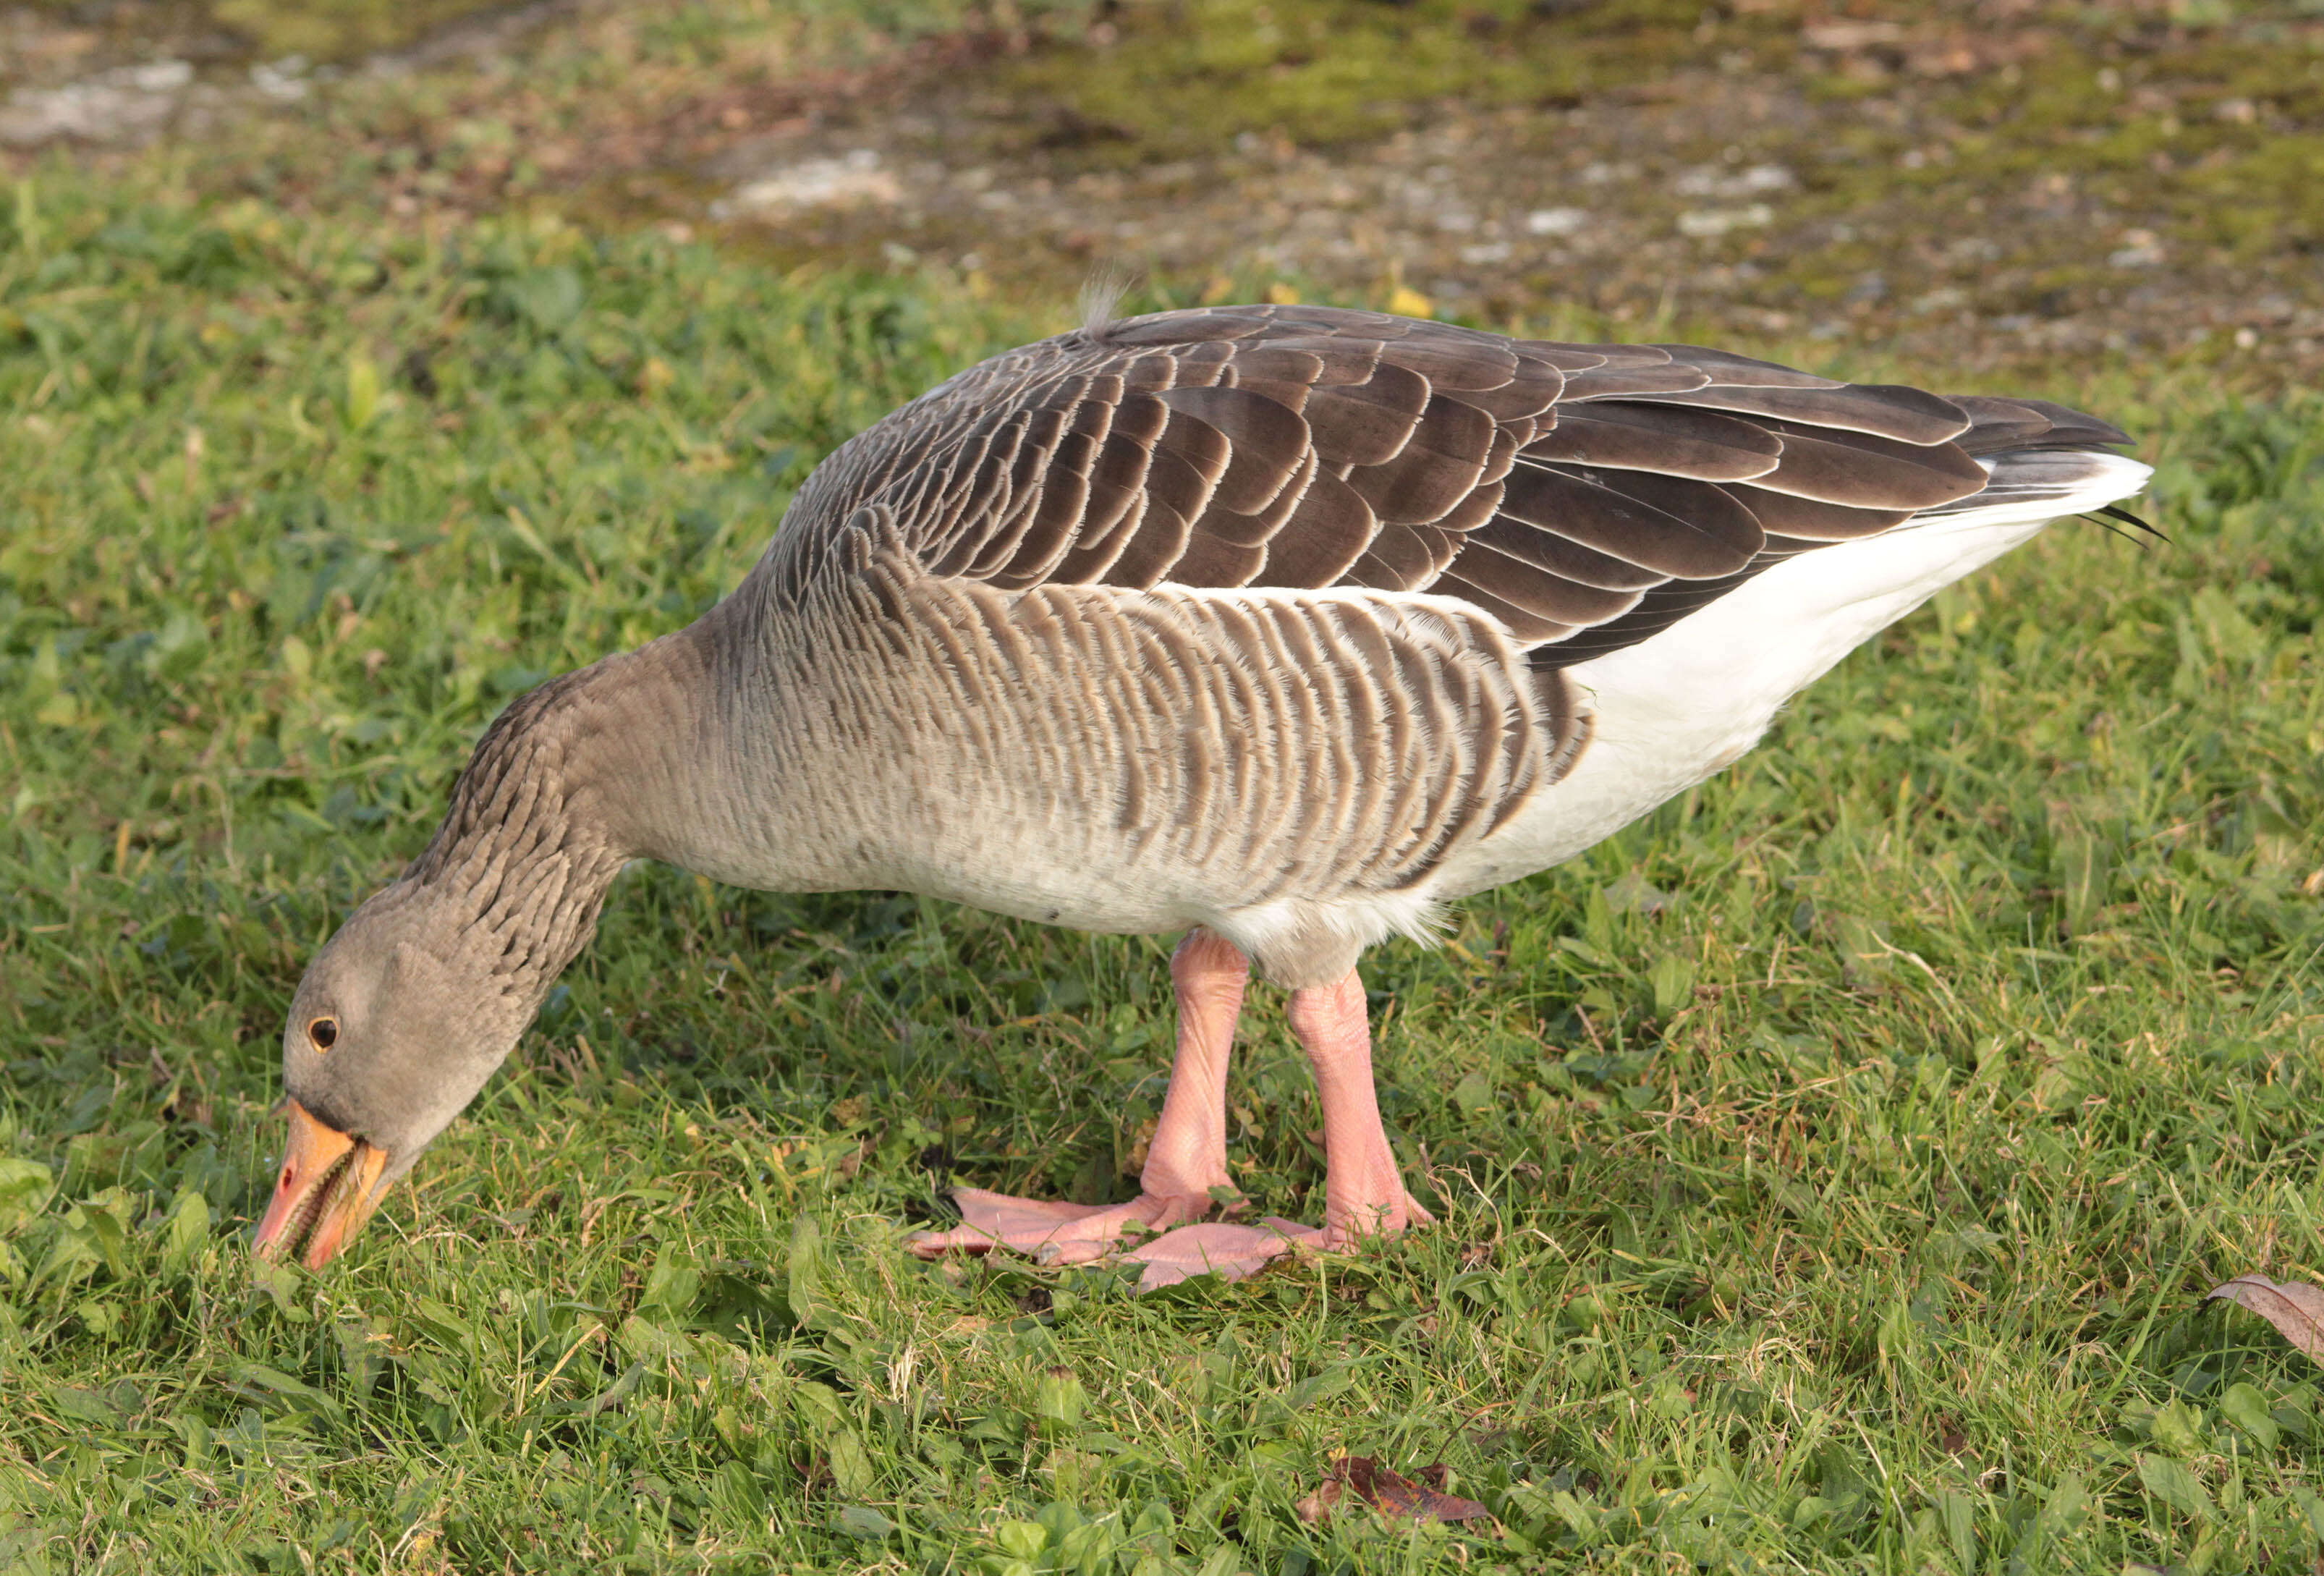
[1428,466,2143,902]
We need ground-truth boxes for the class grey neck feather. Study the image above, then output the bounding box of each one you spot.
[398,596,866,995]
[403,618,735,991]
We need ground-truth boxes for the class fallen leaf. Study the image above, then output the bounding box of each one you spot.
[1294,1477,1344,1525]
[2206,1274,2324,1361]
[1332,1456,1491,1522]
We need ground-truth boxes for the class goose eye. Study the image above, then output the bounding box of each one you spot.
[309,1017,339,1052]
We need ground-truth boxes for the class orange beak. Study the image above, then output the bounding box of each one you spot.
[253,1100,391,1268]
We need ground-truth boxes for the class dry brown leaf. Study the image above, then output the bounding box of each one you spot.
[1294,1477,1344,1525]
[2206,1274,2324,1361]
[1331,1456,1492,1523]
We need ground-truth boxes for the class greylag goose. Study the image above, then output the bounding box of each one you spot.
[253,303,2150,1289]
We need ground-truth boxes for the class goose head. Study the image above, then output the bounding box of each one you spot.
[253,882,540,1268]
[249,656,661,1268]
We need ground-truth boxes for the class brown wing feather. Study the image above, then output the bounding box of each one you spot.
[1631,382,1972,445]
[1522,402,1783,483]
[777,302,2131,685]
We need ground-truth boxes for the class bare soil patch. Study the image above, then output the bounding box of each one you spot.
[7,0,2320,386]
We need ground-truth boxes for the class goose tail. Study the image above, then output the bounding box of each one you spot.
[1915,393,2152,533]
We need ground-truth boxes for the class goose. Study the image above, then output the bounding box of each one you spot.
[252,302,2150,1290]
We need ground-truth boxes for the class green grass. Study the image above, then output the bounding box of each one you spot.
[2,166,2323,1575]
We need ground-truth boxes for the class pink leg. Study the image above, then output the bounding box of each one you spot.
[1137,928,1246,1200]
[909,929,1250,1265]
[1124,964,1431,1290]
[1287,969,1433,1245]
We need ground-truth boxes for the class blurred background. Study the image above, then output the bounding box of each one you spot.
[3,0,2318,384]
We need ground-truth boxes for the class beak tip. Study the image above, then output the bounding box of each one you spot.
[255,1101,385,1270]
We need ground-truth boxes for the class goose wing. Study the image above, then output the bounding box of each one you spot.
[751,308,2128,943]
[770,303,2120,664]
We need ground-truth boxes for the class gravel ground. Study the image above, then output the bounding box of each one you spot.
[670,5,2324,385]
[4,0,2318,386]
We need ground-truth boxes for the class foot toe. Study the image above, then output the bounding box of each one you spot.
[910,1187,1213,1260]
[1126,1218,1321,1292]
[1319,1191,1435,1249]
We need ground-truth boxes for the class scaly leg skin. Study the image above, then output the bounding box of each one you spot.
[909,928,1250,1266]
[1127,967,1433,1292]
